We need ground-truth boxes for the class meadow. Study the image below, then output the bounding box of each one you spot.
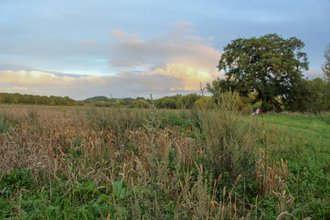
[0,95,329,219]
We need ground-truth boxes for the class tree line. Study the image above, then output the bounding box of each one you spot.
[0,93,78,106]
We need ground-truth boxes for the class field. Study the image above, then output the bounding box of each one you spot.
[0,99,329,219]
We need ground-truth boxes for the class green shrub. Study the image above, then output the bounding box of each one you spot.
[195,91,259,182]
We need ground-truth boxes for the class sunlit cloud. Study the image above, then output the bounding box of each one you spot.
[1,21,224,99]
[0,70,59,84]
[60,76,77,83]
[12,86,28,91]
[107,21,222,72]
[141,63,217,90]
[104,22,223,92]
[0,86,48,96]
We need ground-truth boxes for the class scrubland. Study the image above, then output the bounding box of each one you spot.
[0,94,329,219]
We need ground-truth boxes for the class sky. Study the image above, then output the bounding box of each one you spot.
[1,0,329,100]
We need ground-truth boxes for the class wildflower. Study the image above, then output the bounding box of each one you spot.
[224,172,228,175]
[252,108,261,115]
[186,130,191,133]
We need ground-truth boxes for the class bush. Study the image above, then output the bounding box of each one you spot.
[195,91,259,181]
[133,99,151,108]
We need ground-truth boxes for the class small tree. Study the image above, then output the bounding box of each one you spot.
[209,33,309,112]
[322,43,330,81]
[321,43,330,110]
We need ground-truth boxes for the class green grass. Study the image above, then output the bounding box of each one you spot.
[1,104,330,219]
[248,113,330,173]
[254,114,330,140]
[245,113,330,219]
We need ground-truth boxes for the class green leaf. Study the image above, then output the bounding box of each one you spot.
[112,178,124,197]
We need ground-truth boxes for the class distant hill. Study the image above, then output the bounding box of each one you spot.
[84,96,108,102]
[83,96,122,103]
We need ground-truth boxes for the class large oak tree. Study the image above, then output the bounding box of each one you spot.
[208,33,309,112]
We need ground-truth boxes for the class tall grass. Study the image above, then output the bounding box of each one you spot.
[0,100,321,219]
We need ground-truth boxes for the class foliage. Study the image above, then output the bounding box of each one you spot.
[0,117,8,133]
[83,96,108,102]
[132,99,151,108]
[195,91,258,180]
[93,100,115,107]
[0,93,77,106]
[322,42,330,81]
[177,93,201,108]
[115,100,127,107]
[194,96,214,109]
[209,33,309,112]
[321,43,330,110]
[155,97,178,109]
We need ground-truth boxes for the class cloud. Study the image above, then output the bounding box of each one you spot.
[166,21,195,34]
[0,70,59,84]
[0,85,48,96]
[0,22,224,99]
[0,68,214,99]
[152,63,213,82]
[106,21,222,72]
[140,63,217,90]
[12,86,28,91]
[104,23,223,93]
[60,76,77,83]
[108,29,141,41]
[79,40,98,45]
[302,68,324,79]
[0,70,77,86]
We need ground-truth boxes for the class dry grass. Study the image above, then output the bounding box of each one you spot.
[0,103,313,219]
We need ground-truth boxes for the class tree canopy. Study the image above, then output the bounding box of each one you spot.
[207,33,309,112]
[0,93,77,106]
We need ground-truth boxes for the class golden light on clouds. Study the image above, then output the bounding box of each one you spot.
[151,63,213,82]
[78,76,109,86]
[0,70,59,85]
[1,22,225,99]
[12,86,28,91]
[60,76,77,83]
[141,63,218,90]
